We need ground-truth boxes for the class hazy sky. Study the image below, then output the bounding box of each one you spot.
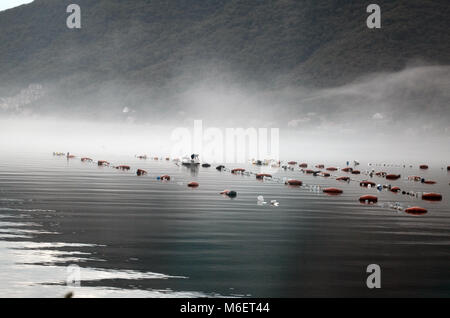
[0,0,33,12]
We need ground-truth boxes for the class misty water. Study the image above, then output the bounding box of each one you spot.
[0,151,449,297]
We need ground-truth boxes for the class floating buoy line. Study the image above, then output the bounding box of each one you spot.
[54,153,447,215]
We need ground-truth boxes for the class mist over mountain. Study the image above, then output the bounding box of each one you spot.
[0,0,449,160]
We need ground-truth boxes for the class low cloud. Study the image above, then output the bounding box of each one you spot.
[1,65,449,162]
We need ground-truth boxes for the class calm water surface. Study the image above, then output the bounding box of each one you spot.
[0,152,449,297]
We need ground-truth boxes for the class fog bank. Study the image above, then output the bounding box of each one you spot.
[1,65,449,163]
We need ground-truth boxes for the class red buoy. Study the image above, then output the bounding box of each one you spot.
[423,180,436,184]
[136,169,147,176]
[256,173,272,179]
[422,193,442,201]
[447,166,450,171]
[326,167,338,171]
[386,174,400,180]
[360,180,376,187]
[351,170,361,174]
[359,195,378,204]
[341,167,352,173]
[304,169,315,174]
[285,179,302,186]
[116,165,131,170]
[405,206,427,215]
[188,182,199,187]
[288,161,297,165]
[323,187,343,194]
[231,168,245,174]
[98,160,109,166]
[81,157,92,162]
[315,164,325,169]
[299,163,308,168]
[420,165,429,169]
[336,176,350,181]
[390,186,401,192]
[322,172,331,177]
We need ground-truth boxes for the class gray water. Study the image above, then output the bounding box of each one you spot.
[0,152,449,297]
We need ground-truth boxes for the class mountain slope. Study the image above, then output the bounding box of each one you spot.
[0,0,449,117]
